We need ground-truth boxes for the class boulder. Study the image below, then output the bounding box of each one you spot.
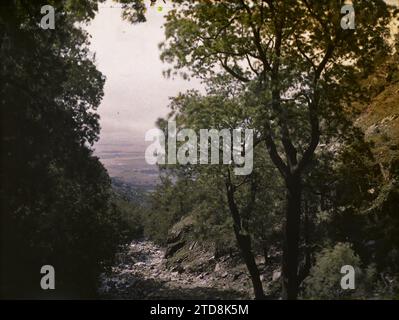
[164,215,194,258]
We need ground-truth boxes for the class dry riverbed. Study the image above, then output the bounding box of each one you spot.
[98,240,252,299]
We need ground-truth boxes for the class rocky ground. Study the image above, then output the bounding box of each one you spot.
[98,240,255,300]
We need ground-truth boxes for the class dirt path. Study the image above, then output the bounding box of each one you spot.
[98,240,248,300]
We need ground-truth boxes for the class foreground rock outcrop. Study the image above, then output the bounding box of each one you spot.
[98,240,251,299]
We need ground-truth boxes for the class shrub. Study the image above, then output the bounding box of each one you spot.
[303,243,377,299]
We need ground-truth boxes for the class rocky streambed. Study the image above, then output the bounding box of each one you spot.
[98,240,252,300]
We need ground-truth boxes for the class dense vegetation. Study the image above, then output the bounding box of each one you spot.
[123,0,399,299]
[0,0,132,298]
[1,0,398,300]
[138,51,399,299]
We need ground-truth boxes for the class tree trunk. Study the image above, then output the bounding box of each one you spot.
[225,182,265,299]
[234,228,265,299]
[282,173,301,300]
[263,242,269,264]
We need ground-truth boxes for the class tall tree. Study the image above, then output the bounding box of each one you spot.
[155,0,395,299]
[0,0,128,298]
[154,80,285,298]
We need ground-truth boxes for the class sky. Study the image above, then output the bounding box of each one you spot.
[86,0,398,149]
[86,1,202,147]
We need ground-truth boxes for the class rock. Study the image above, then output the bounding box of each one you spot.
[189,241,197,251]
[272,270,281,282]
[214,263,221,272]
[233,272,244,280]
[170,266,179,272]
[134,262,145,267]
[99,239,250,300]
[165,241,185,258]
[164,216,195,258]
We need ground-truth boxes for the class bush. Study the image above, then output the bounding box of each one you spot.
[0,151,131,298]
[303,243,378,299]
[114,197,145,239]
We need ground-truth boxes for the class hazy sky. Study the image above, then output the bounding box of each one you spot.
[86,1,202,146]
[86,0,397,148]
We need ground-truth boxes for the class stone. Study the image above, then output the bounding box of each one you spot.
[272,270,281,281]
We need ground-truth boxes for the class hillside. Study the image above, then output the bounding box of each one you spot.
[356,52,399,180]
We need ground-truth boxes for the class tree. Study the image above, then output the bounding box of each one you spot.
[156,0,395,299]
[303,243,377,299]
[0,0,129,298]
[152,79,285,298]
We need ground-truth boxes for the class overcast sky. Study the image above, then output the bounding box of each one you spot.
[86,1,202,147]
[86,0,398,148]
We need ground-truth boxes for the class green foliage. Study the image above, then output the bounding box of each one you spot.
[303,243,377,300]
[121,0,398,299]
[146,81,286,262]
[113,197,144,240]
[2,0,396,300]
[0,0,129,298]
[143,174,202,244]
[116,0,147,24]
